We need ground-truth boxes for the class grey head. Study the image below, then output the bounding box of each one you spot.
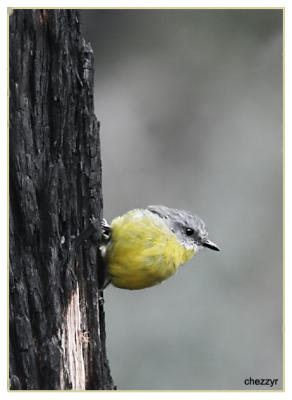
[148,205,220,252]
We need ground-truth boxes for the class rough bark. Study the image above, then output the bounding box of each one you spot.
[9,9,114,390]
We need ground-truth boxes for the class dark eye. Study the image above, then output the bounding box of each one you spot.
[185,228,194,236]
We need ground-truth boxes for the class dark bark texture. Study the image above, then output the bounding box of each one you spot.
[9,9,114,390]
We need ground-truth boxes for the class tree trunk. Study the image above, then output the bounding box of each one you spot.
[9,9,115,390]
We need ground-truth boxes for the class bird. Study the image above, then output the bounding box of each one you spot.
[100,205,220,290]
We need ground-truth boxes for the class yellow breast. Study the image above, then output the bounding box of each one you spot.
[105,209,195,290]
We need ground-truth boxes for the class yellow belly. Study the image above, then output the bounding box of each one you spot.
[106,209,195,290]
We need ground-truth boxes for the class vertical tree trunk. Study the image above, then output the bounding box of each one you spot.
[9,9,114,390]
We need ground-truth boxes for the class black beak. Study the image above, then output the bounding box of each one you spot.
[202,238,220,251]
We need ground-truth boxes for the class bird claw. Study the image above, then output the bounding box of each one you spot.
[101,218,111,241]
[79,331,90,344]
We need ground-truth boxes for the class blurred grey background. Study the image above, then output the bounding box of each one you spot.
[81,9,283,390]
